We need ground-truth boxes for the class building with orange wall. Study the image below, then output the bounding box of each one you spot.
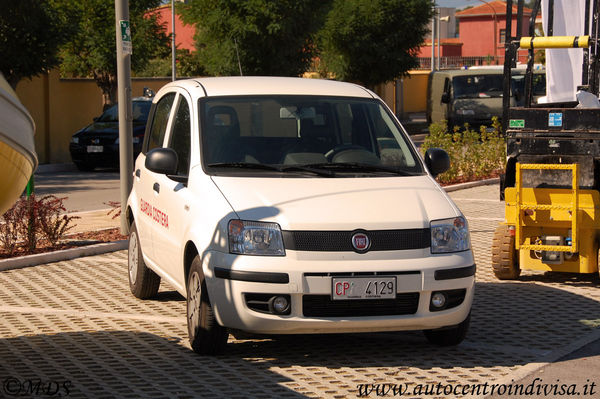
[147,4,196,51]
[455,1,531,64]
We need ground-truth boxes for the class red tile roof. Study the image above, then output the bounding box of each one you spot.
[456,1,531,17]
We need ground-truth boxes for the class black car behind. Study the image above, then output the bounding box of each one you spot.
[69,97,152,171]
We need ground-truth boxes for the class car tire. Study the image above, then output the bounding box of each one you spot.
[128,221,161,299]
[187,255,228,355]
[491,225,521,280]
[423,313,470,346]
[74,161,95,172]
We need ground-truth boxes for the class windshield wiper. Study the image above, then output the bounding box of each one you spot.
[207,162,281,171]
[278,164,336,177]
[300,162,420,176]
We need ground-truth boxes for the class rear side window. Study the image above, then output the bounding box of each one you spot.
[168,98,191,175]
[146,93,176,152]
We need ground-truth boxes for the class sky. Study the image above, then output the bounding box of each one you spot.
[435,0,481,9]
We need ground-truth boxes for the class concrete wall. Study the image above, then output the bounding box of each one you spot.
[15,70,170,164]
[376,71,430,118]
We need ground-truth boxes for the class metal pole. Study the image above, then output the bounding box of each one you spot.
[502,0,514,132]
[115,0,133,235]
[171,0,176,81]
[431,12,435,71]
[437,14,441,70]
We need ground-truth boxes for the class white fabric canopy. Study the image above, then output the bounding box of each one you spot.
[541,0,588,103]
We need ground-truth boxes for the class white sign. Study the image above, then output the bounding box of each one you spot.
[120,20,132,55]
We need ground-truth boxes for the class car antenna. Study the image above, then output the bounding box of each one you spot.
[234,38,243,76]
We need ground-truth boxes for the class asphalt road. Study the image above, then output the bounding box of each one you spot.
[33,169,120,213]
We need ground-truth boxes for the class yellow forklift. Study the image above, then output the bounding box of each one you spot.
[493,0,600,279]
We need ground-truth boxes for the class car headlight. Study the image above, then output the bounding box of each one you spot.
[430,216,470,253]
[71,137,79,144]
[228,220,285,256]
[456,109,475,116]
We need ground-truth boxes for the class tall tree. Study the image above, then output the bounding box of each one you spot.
[319,0,434,87]
[179,0,328,77]
[60,0,169,108]
[0,0,75,89]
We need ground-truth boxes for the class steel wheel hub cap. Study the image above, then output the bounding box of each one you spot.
[188,272,201,329]
[129,232,138,284]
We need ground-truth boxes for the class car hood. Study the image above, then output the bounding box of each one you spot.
[76,121,146,136]
[210,175,460,231]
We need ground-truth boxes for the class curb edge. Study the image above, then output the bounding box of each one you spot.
[0,240,128,272]
[443,177,500,192]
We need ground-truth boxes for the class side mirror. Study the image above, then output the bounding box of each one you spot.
[441,92,450,104]
[425,148,450,177]
[145,147,178,175]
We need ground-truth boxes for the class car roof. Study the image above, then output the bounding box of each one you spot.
[158,76,375,99]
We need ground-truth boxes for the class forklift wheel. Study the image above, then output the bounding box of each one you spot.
[491,225,521,280]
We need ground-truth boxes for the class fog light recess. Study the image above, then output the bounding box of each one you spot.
[429,289,466,312]
[430,292,447,310]
[270,295,290,315]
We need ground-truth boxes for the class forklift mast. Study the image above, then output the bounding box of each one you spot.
[501,0,600,197]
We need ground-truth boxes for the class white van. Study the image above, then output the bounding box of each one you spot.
[126,77,475,355]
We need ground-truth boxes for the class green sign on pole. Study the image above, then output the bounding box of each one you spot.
[120,20,132,55]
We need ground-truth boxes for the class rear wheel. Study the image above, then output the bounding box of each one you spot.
[424,313,470,346]
[187,255,228,355]
[128,221,161,299]
[491,225,521,280]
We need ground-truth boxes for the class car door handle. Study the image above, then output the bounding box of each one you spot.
[135,169,140,178]
[153,182,160,193]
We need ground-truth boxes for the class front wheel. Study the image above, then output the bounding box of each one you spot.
[491,225,521,280]
[187,255,228,355]
[423,313,470,346]
[128,221,161,299]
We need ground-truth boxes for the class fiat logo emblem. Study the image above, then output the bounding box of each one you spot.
[351,232,370,252]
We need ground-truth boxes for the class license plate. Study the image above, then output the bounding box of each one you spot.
[87,145,103,153]
[332,276,396,300]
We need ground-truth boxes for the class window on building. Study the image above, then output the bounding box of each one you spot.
[499,29,506,43]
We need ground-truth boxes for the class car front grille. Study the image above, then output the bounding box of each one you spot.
[282,229,430,252]
[78,135,117,146]
[302,293,420,317]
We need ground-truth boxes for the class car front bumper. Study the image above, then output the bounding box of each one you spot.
[69,143,142,167]
[202,249,475,334]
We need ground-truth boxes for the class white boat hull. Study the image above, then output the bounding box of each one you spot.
[0,74,37,215]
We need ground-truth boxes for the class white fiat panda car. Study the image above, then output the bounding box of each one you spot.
[126,77,475,355]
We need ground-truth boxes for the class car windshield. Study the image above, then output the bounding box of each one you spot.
[97,101,152,123]
[511,73,546,100]
[453,74,504,98]
[200,96,424,177]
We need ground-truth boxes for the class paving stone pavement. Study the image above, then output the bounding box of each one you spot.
[0,184,599,398]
